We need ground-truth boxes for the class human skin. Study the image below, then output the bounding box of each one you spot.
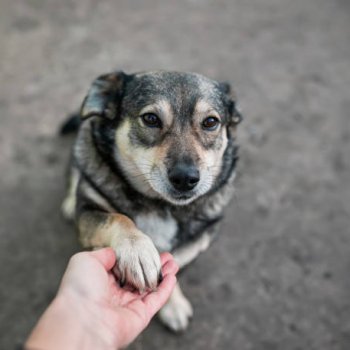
[25,248,178,350]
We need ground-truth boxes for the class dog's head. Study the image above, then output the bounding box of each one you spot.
[81,70,242,205]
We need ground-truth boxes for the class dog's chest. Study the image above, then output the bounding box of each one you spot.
[134,211,178,252]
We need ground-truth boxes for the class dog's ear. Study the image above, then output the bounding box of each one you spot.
[219,81,243,126]
[80,71,128,120]
[218,82,232,95]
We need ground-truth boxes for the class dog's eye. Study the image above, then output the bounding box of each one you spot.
[141,113,162,128]
[202,116,220,131]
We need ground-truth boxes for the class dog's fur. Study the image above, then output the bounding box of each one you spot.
[61,70,242,332]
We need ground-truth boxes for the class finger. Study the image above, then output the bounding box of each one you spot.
[89,248,116,271]
[160,252,179,275]
[160,252,174,267]
[162,258,179,276]
[142,275,177,317]
[158,253,176,285]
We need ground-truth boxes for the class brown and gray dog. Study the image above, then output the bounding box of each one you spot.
[61,70,242,332]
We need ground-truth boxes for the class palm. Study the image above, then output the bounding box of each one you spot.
[101,273,156,341]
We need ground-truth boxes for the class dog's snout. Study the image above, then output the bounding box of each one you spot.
[168,164,200,192]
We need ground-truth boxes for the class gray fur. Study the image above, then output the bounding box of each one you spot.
[62,70,242,331]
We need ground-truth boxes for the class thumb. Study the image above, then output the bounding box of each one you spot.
[89,248,116,271]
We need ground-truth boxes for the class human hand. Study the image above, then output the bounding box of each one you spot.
[25,248,178,350]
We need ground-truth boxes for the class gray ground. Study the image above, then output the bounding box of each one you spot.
[1,0,350,349]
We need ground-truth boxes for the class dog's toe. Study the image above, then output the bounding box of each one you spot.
[112,232,161,291]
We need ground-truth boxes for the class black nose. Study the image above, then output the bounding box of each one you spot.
[168,164,200,192]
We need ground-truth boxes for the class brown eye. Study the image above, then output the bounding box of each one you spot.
[141,113,162,128]
[202,116,220,131]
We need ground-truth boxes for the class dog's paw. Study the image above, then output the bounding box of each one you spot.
[112,232,161,291]
[158,287,193,332]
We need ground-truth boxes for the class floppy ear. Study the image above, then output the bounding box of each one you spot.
[219,81,243,126]
[80,71,128,120]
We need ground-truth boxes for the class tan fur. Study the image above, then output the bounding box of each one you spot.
[115,119,171,198]
[114,100,228,206]
[139,99,174,127]
[193,99,221,121]
[61,167,80,220]
[78,210,162,291]
[79,212,138,247]
[191,99,228,174]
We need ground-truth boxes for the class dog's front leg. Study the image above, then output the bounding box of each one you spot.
[158,282,193,332]
[78,210,162,291]
[158,224,219,332]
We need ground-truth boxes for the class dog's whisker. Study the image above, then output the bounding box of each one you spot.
[127,173,152,179]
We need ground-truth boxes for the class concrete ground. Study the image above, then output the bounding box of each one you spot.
[1,0,350,349]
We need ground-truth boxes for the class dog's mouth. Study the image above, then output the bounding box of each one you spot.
[162,190,198,205]
[169,190,195,201]
[149,174,201,206]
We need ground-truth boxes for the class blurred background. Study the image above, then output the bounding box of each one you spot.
[0,0,350,349]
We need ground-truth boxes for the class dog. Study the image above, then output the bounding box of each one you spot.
[61,70,242,332]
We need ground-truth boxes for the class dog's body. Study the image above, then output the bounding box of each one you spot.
[62,70,241,331]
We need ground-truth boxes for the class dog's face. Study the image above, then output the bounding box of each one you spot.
[81,71,242,205]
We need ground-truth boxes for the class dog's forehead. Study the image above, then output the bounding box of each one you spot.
[124,71,225,114]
